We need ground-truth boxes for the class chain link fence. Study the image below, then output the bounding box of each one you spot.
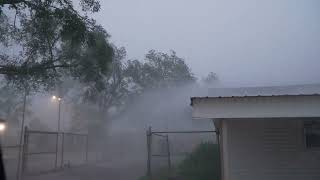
[20,128,89,176]
[0,126,90,179]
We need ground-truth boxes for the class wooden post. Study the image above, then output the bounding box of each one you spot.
[147,126,152,180]
[166,135,171,176]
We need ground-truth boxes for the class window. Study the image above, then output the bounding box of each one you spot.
[304,120,320,148]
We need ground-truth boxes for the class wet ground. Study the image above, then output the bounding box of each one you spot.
[22,161,145,180]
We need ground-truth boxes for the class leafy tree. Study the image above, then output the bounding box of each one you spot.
[84,46,129,110]
[202,72,218,85]
[0,85,22,124]
[126,50,195,92]
[69,46,129,133]
[0,0,113,90]
[69,49,196,135]
[0,84,34,124]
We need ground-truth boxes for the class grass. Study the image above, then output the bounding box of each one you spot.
[139,142,219,180]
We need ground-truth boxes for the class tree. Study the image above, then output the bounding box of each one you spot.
[83,46,129,110]
[0,0,113,89]
[69,46,129,133]
[68,49,196,136]
[202,72,218,85]
[126,50,196,91]
[0,85,22,124]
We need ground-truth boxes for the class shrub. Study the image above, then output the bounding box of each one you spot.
[139,142,220,180]
[177,142,219,180]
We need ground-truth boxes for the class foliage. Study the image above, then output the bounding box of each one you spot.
[0,85,28,124]
[138,142,219,180]
[177,142,219,180]
[83,46,129,109]
[69,49,196,134]
[126,50,196,92]
[0,0,113,90]
[202,72,218,85]
[85,49,195,112]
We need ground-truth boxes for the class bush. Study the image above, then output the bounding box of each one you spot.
[177,142,219,180]
[139,142,219,180]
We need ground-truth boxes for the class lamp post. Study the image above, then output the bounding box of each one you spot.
[52,96,62,133]
[52,95,62,169]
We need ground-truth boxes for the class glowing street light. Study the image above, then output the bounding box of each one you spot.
[0,119,6,132]
[51,95,62,132]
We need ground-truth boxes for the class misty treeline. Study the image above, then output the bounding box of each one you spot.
[0,0,217,136]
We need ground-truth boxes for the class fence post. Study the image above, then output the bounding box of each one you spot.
[61,133,65,168]
[16,91,27,180]
[21,126,28,174]
[215,128,222,180]
[146,126,152,180]
[55,132,59,169]
[85,135,89,163]
[166,135,171,176]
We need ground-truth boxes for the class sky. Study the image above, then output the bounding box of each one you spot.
[91,0,320,87]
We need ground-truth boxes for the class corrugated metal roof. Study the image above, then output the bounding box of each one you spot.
[190,84,320,106]
[207,84,320,97]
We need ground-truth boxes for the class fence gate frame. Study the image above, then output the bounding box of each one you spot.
[146,126,219,180]
[20,126,89,176]
[21,127,59,175]
[61,132,89,167]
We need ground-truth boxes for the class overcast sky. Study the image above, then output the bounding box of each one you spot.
[92,0,320,87]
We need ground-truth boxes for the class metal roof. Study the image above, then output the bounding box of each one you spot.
[191,84,320,105]
[207,84,320,97]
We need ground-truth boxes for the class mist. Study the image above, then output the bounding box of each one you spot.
[93,0,320,86]
[1,0,320,179]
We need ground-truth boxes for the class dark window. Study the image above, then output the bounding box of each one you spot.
[304,121,320,148]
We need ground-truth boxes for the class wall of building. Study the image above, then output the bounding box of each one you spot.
[223,118,320,180]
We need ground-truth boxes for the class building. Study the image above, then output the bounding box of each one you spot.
[191,84,320,180]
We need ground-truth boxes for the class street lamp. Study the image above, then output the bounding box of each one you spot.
[0,119,6,132]
[51,95,62,132]
[52,95,62,169]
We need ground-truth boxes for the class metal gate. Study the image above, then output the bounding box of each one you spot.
[21,127,89,175]
[22,127,59,175]
[61,132,89,167]
[146,127,219,180]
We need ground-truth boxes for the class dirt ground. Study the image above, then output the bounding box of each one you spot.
[22,161,145,180]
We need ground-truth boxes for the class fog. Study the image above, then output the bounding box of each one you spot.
[2,0,320,179]
[93,0,320,86]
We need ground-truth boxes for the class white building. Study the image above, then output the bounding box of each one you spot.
[191,84,320,180]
